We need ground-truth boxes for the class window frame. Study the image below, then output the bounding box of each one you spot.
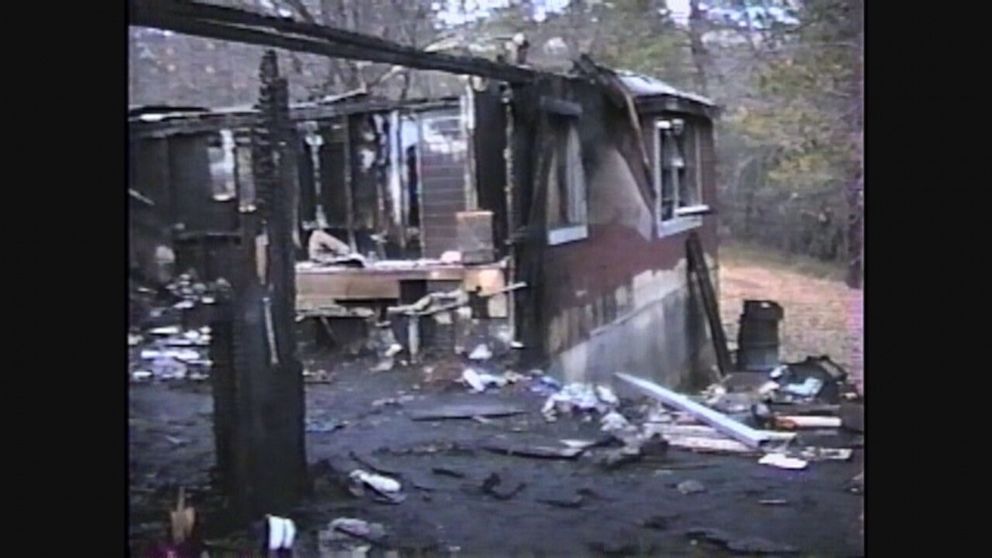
[544,107,589,246]
[653,117,708,238]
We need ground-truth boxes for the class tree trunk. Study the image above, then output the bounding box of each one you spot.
[687,0,710,94]
[846,0,864,289]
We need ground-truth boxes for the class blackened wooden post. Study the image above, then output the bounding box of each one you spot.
[210,50,308,523]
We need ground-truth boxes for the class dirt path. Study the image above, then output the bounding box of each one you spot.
[719,244,864,394]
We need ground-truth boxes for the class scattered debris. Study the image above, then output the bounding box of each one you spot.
[757,380,780,395]
[600,410,630,432]
[560,439,602,450]
[758,453,808,470]
[839,402,864,433]
[165,435,188,447]
[774,416,842,429]
[384,343,403,358]
[307,418,346,433]
[460,368,506,392]
[266,515,297,551]
[664,435,756,454]
[685,527,798,555]
[326,518,387,544]
[483,441,585,460]
[797,447,853,462]
[304,369,333,383]
[468,344,493,361]
[595,385,619,406]
[772,356,849,404]
[481,473,526,499]
[372,397,402,408]
[140,348,192,361]
[706,391,759,416]
[151,325,182,336]
[616,373,778,449]
[371,358,395,372]
[638,433,670,457]
[350,469,402,496]
[848,471,864,494]
[408,402,525,421]
[781,377,824,398]
[541,382,618,421]
[132,370,153,381]
[677,480,706,495]
[600,445,642,469]
[431,467,466,478]
[170,488,196,544]
[149,357,188,380]
[529,375,561,396]
[129,333,143,346]
[502,371,529,383]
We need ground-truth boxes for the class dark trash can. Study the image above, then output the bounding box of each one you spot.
[736,300,783,372]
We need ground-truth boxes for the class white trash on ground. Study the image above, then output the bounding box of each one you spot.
[599,410,630,432]
[541,382,619,421]
[460,368,508,392]
[266,515,296,550]
[349,470,401,493]
[468,344,493,361]
[758,453,808,470]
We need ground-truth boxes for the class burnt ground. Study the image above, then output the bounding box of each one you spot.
[129,354,864,556]
[130,249,864,556]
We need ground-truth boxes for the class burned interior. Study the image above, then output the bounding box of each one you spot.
[130,59,723,389]
[128,1,863,555]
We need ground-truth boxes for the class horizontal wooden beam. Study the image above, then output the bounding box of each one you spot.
[129,0,539,83]
[129,97,461,139]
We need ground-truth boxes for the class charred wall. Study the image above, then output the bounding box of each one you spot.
[473,84,509,256]
[512,77,719,388]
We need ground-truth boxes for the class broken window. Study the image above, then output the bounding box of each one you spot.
[654,118,705,234]
[546,117,588,245]
[208,129,237,201]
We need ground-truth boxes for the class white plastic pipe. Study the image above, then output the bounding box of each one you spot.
[615,372,772,449]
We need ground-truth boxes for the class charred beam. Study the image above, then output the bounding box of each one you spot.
[129,0,538,83]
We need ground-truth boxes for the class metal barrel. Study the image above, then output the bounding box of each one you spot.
[736,300,783,372]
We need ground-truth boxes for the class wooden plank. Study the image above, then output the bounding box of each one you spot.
[665,435,757,454]
[296,273,399,299]
[687,231,733,377]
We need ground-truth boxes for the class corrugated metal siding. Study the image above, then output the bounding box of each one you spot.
[419,108,469,258]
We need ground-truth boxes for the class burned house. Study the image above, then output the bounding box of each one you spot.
[128,64,719,388]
